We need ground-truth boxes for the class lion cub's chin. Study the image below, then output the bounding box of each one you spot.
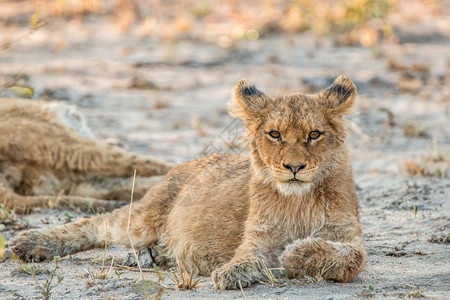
[276,181,313,197]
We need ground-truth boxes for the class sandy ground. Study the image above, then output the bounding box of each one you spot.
[1,3,449,300]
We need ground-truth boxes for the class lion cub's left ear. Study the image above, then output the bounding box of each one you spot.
[320,75,357,117]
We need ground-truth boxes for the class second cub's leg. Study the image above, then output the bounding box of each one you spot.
[0,184,123,214]
[53,140,174,178]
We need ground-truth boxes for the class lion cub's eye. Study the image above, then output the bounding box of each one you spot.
[268,130,281,140]
[308,131,322,140]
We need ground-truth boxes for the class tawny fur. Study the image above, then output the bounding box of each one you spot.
[0,98,173,213]
[10,76,366,289]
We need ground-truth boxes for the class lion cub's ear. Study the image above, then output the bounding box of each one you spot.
[320,75,357,117]
[229,79,269,122]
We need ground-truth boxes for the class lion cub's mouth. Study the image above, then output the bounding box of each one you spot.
[282,175,314,184]
[287,178,303,182]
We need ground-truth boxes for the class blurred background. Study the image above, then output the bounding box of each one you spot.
[1,0,446,45]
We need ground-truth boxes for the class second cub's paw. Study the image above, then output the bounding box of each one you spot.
[10,229,57,262]
[212,263,259,290]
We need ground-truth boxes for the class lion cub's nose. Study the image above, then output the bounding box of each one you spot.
[282,163,307,174]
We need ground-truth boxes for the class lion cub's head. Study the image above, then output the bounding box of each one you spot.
[229,75,357,196]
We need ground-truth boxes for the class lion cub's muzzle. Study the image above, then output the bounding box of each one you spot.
[273,164,319,183]
[282,163,307,175]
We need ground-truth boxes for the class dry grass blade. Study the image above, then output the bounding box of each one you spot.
[85,257,115,287]
[97,258,115,280]
[261,262,277,286]
[260,259,285,286]
[127,169,144,281]
[238,280,247,299]
[168,262,201,290]
[320,246,353,279]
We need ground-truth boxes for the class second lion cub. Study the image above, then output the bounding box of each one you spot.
[11,76,366,289]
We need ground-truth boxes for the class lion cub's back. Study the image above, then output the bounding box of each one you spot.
[0,98,94,140]
[0,98,95,195]
[164,154,251,274]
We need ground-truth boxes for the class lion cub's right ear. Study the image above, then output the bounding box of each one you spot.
[228,79,269,123]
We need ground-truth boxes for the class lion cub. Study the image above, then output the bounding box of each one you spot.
[11,76,366,289]
[0,98,173,213]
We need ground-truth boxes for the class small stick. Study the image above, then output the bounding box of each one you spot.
[114,265,159,273]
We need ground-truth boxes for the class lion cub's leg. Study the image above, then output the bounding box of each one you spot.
[54,140,173,178]
[279,237,366,282]
[57,142,173,202]
[0,184,123,214]
[212,252,273,290]
[212,229,283,289]
[10,187,169,262]
[11,205,128,262]
[96,145,174,178]
[72,175,163,201]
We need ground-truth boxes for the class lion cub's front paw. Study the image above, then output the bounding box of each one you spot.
[10,230,57,262]
[212,263,259,290]
[279,238,325,279]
